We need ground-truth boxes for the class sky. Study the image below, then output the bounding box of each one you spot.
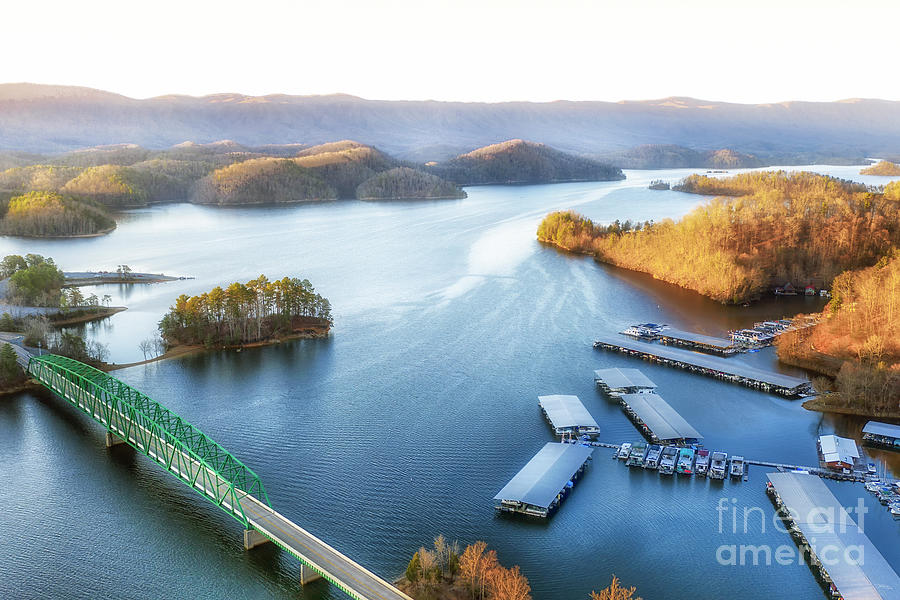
[3,0,900,104]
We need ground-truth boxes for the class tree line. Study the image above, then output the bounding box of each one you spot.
[538,171,900,303]
[402,536,640,600]
[158,275,332,347]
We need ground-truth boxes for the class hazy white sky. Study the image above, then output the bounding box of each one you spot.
[3,0,899,103]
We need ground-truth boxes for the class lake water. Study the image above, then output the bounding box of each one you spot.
[1,165,899,599]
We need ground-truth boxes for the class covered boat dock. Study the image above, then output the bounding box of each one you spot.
[594,367,657,396]
[657,327,739,355]
[767,473,900,599]
[618,392,703,444]
[494,442,594,518]
[538,395,599,438]
[863,421,900,451]
[593,334,811,396]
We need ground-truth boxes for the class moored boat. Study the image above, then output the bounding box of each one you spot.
[659,446,678,475]
[695,449,710,476]
[676,447,695,476]
[709,451,728,479]
[626,442,648,467]
[644,444,662,469]
[617,442,632,460]
[730,455,745,478]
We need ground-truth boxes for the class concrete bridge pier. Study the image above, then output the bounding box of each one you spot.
[105,431,126,447]
[243,528,271,550]
[300,564,323,585]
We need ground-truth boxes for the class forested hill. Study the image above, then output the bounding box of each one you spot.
[425,140,623,184]
[4,84,900,159]
[537,172,900,304]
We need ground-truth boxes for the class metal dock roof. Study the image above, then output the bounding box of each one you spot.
[863,421,900,440]
[767,473,900,600]
[593,368,657,390]
[538,395,599,430]
[658,327,736,350]
[619,392,703,442]
[594,334,810,391]
[494,443,594,509]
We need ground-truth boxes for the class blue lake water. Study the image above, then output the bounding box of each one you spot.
[1,165,899,599]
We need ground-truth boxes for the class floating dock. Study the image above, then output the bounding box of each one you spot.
[767,473,900,599]
[863,421,900,451]
[593,334,811,396]
[593,367,657,396]
[538,395,600,438]
[494,442,593,518]
[657,327,739,355]
[618,392,703,444]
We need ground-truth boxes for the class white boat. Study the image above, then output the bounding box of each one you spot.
[644,444,662,470]
[659,446,678,475]
[617,442,632,460]
[730,456,745,478]
[709,451,728,479]
[695,449,710,476]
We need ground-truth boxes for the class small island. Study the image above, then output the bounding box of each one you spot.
[648,180,670,190]
[860,160,900,176]
[158,274,332,351]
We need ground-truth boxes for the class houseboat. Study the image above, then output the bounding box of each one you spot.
[621,323,667,339]
[676,447,695,476]
[695,449,710,476]
[644,444,662,470]
[730,455,745,478]
[617,442,632,460]
[709,451,728,479]
[659,446,678,475]
[626,442,648,467]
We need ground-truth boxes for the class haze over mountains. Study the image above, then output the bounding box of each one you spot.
[3,84,900,161]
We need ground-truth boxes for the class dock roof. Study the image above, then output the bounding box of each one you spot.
[538,395,599,430]
[658,327,736,350]
[767,473,900,600]
[863,421,900,440]
[619,392,703,442]
[494,443,593,509]
[819,434,860,465]
[593,368,657,390]
[594,334,810,392]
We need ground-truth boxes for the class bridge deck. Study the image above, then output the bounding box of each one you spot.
[240,496,412,600]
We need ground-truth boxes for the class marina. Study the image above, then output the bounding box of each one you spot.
[617,392,703,444]
[593,367,658,396]
[593,334,812,396]
[493,442,594,519]
[766,473,900,600]
[537,395,600,438]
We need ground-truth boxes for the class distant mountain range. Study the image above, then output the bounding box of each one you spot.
[2,84,899,162]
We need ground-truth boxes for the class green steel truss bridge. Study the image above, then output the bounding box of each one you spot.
[27,354,412,600]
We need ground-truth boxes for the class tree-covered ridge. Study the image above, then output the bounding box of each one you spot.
[0,191,115,237]
[886,180,900,201]
[778,253,900,416]
[294,141,397,198]
[861,160,900,176]
[672,170,867,197]
[356,167,466,200]
[159,275,332,347]
[0,164,83,192]
[192,158,337,205]
[538,171,900,303]
[596,144,765,169]
[427,139,624,185]
[60,165,149,206]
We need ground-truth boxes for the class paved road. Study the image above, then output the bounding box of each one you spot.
[240,495,413,600]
